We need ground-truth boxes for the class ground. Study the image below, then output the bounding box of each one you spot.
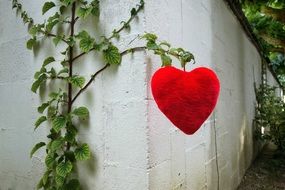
[238,144,285,190]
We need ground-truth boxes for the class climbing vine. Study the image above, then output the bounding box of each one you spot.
[12,0,195,189]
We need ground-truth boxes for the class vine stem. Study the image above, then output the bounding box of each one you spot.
[71,64,110,104]
[71,0,144,63]
[107,3,144,41]
[71,46,146,104]
[68,2,76,113]
[40,30,68,44]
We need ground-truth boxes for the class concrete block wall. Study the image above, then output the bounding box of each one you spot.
[0,0,149,189]
[0,0,280,189]
[145,0,267,190]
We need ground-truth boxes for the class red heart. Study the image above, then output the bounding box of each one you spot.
[151,66,220,135]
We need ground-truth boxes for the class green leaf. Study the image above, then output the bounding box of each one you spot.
[76,30,89,39]
[146,41,159,50]
[67,36,76,47]
[72,107,89,119]
[55,174,64,186]
[34,67,47,79]
[103,45,122,65]
[30,142,46,158]
[74,143,90,161]
[53,35,63,46]
[65,125,78,143]
[69,76,85,88]
[36,178,44,190]
[49,67,57,77]
[43,57,55,67]
[34,71,41,80]
[52,116,67,133]
[42,2,56,15]
[161,55,172,66]
[45,153,55,168]
[50,137,64,152]
[38,103,49,113]
[47,106,57,119]
[42,170,51,185]
[49,91,60,99]
[58,68,69,76]
[142,33,158,41]
[27,38,36,50]
[77,7,92,19]
[29,25,38,36]
[35,116,47,130]
[91,0,100,17]
[47,12,60,22]
[46,20,59,32]
[31,74,47,93]
[78,31,95,52]
[64,179,80,190]
[56,161,73,177]
[181,51,195,65]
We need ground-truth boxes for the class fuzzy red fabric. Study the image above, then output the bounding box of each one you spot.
[151,66,220,135]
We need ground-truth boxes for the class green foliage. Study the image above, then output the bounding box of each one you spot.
[77,0,100,18]
[38,103,50,113]
[52,116,67,133]
[254,83,285,150]
[74,143,90,160]
[31,74,47,93]
[72,107,89,119]
[77,30,95,52]
[69,76,85,88]
[242,0,285,85]
[12,0,195,188]
[30,142,46,158]
[103,45,122,65]
[35,116,47,130]
[56,161,73,177]
[142,33,195,67]
[27,38,37,50]
[42,2,56,15]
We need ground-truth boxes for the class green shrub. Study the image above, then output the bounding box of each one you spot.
[254,83,285,150]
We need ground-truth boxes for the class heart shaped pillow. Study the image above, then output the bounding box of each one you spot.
[151,66,220,135]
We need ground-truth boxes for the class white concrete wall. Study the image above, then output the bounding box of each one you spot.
[0,0,149,190]
[0,0,281,190]
[145,0,268,190]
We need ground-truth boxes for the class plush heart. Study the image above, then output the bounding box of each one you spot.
[151,66,220,135]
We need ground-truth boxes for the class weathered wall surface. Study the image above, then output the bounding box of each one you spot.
[145,0,270,190]
[0,0,149,189]
[0,0,280,190]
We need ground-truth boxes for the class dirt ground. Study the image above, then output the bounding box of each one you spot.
[238,145,285,190]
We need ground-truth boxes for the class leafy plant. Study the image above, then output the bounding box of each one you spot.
[241,0,285,85]
[254,83,285,150]
[12,0,195,189]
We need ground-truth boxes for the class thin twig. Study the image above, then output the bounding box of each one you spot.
[74,16,79,23]
[71,64,110,104]
[107,4,144,40]
[48,76,66,80]
[121,46,146,56]
[68,2,76,113]
[72,46,146,62]
[71,46,146,104]
[72,50,92,62]
[40,30,68,44]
